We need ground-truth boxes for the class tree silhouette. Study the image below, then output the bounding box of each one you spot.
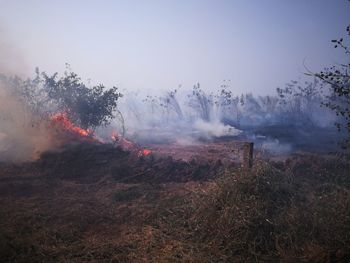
[312,23,350,147]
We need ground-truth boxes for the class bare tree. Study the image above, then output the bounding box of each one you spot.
[310,23,350,147]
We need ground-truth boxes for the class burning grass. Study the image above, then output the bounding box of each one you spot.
[51,112,91,136]
[0,143,349,262]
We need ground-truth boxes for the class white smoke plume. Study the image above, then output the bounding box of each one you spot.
[0,85,55,162]
[0,29,55,162]
[193,119,242,138]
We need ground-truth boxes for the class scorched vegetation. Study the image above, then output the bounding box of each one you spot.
[0,15,350,263]
[0,144,349,262]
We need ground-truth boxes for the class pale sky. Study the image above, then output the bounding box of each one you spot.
[0,0,349,95]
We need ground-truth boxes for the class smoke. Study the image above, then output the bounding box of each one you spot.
[110,87,243,145]
[260,138,293,156]
[110,80,342,154]
[0,26,29,77]
[0,85,56,162]
[194,119,241,138]
[0,22,341,159]
[0,29,55,162]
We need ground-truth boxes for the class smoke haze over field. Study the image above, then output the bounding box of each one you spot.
[0,32,50,161]
[0,85,54,161]
[0,27,29,77]
[0,0,349,94]
[0,1,348,161]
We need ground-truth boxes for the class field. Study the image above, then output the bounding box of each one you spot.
[0,142,349,262]
[1,1,349,262]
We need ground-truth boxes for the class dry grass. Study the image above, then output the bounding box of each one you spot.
[152,156,350,262]
[0,144,349,262]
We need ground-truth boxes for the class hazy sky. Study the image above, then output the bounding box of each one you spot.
[0,0,349,95]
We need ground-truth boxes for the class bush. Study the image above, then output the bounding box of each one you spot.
[0,67,123,130]
[42,69,122,129]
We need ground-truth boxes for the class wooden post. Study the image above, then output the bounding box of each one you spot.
[242,142,254,169]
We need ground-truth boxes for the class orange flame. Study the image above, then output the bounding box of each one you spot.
[50,112,92,137]
[50,115,152,157]
[111,130,152,157]
[111,131,119,141]
[138,149,152,157]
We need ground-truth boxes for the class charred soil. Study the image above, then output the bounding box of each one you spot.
[0,142,349,262]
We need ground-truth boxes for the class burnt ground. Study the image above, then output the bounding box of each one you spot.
[0,142,224,262]
[0,142,350,262]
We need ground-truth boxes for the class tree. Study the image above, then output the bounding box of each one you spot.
[217,83,241,126]
[1,67,123,131]
[188,83,212,121]
[0,69,48,115]
[159,88,184,120]
[312,24,350,147]
[42,69,122,130]
[276,78,324,126]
